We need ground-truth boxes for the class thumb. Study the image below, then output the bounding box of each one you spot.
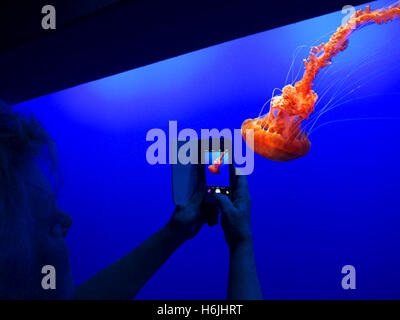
[213,193,236,215]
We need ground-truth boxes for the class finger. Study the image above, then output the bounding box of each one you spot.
[229,164,237,189]
[213,193,236,214]
[230,169,250,202]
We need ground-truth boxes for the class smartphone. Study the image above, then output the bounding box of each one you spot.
[205,150,231,196]
[171,138,232,206]
[202,138,232,198]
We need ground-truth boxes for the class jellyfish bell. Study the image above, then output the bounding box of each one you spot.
[241,106,311,162]
[241,118,311,162]
[208,164,221,174]
[242,84,314,162]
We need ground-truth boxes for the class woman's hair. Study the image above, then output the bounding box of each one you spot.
[0,98,57,298]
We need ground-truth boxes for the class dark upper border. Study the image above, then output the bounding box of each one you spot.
[0,0,370,104]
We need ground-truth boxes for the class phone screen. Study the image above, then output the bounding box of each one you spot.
[205,151,230,196]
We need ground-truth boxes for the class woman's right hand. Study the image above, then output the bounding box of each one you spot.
[213,168,253,249]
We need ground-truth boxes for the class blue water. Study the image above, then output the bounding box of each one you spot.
[14,0,400,299]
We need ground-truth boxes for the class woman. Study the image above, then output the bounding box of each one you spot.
[0,100,262,300]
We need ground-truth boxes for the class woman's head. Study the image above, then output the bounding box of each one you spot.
[0,100,75,299]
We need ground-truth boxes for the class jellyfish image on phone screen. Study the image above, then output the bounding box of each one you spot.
[241,2,400,161]
[208,152,226,174]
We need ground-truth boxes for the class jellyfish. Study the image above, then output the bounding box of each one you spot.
[208,151,226,174]
[242,2,400,161]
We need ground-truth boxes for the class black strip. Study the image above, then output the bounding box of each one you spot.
[0,0,370,104]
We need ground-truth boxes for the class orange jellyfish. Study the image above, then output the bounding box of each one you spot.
[242,2,400,161]
[208,151,226,174]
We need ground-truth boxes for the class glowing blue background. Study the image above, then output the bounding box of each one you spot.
[14,0,400,299]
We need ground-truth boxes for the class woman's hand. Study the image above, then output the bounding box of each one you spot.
[213,168,262,300]
[213,169,252,249]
